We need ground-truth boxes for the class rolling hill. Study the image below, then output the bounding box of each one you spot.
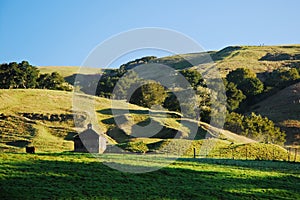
[38,45,300,146]
[251,82,300,145]
[39,45,300,77]
[0,89,290,160]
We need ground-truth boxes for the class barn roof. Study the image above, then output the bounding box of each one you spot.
[74,123,106,139]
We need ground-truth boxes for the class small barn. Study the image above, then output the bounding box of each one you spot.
[74,123,107,153]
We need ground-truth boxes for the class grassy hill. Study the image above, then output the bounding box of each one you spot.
[143,44,300,76]
[0,89,294,161]
[38,45,300,146]
[39,45,300,79]
[251,82,300,145]
[38,66,101,77]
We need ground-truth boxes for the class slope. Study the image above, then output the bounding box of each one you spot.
[0,89,260,153]
[251,82,300,145]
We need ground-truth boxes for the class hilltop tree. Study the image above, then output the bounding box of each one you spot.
[0,61,39,89]
[37,72,72,91]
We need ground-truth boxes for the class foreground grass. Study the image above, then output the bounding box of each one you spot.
[0,153,299,200]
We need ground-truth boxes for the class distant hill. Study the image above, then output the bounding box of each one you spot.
[118,45,300,76]
[38,66,101,77]
[40,44,300,78]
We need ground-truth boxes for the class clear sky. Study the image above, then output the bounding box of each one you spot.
[0,0,299,67]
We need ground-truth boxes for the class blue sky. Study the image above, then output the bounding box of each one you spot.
[0,0,299,67]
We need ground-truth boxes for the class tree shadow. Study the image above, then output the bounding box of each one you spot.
[178,158,300,173]
[98,108,149,115]
[1,154,299,199]
[98,108,181,118]
[6,140,30,148]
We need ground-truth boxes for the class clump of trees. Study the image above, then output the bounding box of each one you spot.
[0,61,72,91]
[225,112,286,145]
[129,82,167,108]
[264,67,300,89]
[225,68,264,109]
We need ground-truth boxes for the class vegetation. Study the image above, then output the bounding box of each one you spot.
[129,82,167,108]
[118,141,149,153]
[1,153,300,199]
[1,45,300,199]
[225,112,286,145]
[0,61,72,91]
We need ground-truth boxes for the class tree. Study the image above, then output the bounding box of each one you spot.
[238,77,264,97]
[164,92,180,112]
[37,72,72,91]
[265,67,300,88]
[224,112,244,134]
[242,113,285,144]
[112,70,139,99]
[129,82,167,108]
[226,68,264,101]
[225,81,246,111]
[225,112,286,145]
[226,68,256,86]
[0,61,39,89]
[180,69,205,89]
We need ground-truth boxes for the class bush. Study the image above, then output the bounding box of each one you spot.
[118,141,149,153]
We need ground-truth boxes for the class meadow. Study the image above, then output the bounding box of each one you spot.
[1,152,300,199]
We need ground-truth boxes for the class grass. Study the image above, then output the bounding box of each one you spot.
[1,89,295,161]
[154,45,300,76]
[0,152,299,199]
[40,45,300,79]
[38,66,101,77]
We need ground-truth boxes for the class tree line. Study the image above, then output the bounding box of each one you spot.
[0,61,72,91]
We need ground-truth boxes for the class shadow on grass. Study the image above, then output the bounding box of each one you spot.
[98,108,149,115]
[178,158,300,173]
[98,108,181,118]
[1,155,299,199]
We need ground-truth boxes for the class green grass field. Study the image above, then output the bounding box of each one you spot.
[1,152,299,199]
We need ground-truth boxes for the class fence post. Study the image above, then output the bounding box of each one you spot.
[193,148,196,159]
[232,148,234,160]
[294,148,298,162]
[288,147,291,162]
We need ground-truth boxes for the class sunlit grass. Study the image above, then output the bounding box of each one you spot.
[0,152,299,199]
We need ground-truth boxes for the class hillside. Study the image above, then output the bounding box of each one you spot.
[29,45,300,147]
[251,82,300,145]
[39,45,300,79]
[122,44,300,76]
[0,89,292,161]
